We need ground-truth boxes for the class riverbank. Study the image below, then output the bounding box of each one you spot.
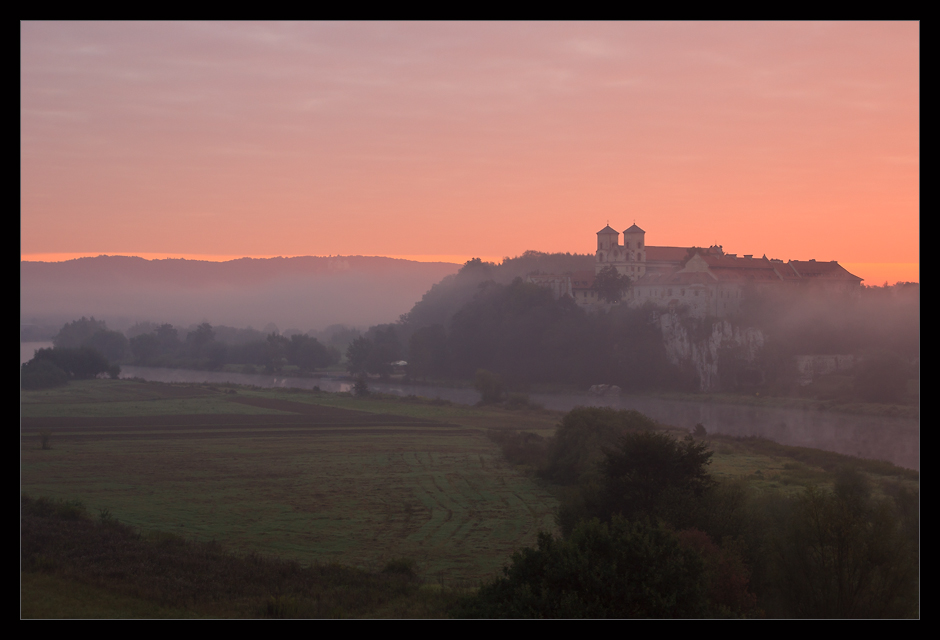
[104,365,918,471]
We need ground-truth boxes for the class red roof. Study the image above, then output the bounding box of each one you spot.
[645,246,690,262]
[788,260,862,281]
[570,270,596,289]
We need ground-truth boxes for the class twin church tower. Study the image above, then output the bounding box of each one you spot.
[595,223,648,278]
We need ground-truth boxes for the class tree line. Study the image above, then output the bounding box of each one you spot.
[351,257,918,402]
[21,317,357,389]
[349,274,690,391]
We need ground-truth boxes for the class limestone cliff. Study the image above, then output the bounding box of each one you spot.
[657,312,765,392]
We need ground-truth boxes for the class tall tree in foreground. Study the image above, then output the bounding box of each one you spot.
[457,518,710,618]
[774,469,919,618]
[600,430,714,525]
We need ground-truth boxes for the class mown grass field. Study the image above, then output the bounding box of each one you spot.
[22,380,558,585]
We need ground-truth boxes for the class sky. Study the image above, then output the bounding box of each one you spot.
[21,22,919,284]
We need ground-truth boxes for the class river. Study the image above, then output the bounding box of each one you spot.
[21,343,919,471]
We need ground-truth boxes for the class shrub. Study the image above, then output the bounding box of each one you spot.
[854,350,910,404]
[353,377,370,397]
[487,430,548,469]
[600,430,714,524]
[262,595,300,618]
[542,407,660,485]
[21,359,69,390]
[773,476,919,618]
[21,495,87,520]
[457,518,710,618]
[474,369,504,404]
[382,558,417,578]
[32,347,112,379]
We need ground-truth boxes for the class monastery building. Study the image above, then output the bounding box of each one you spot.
[528,224,862,317]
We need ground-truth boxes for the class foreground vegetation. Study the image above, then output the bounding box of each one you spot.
[21,495,459,618]
[474,408,919,618]
[21,379,918,618]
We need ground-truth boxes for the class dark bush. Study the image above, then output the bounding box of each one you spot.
[542,407,660,485]
[854,350,911,404]
[457,517,710,618]
[600,430,714,524]
[353,377,370,397]
[32,347,112,379]
[474,369,504,404]
[21,358,69,389]
[773,478,919,618]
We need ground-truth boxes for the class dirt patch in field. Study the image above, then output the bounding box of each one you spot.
[23,427,477,442]
[23,413,457,431]
[229,397,450,425]
[21,406,464,444]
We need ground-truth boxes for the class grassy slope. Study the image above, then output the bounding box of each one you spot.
[21,572,199,619]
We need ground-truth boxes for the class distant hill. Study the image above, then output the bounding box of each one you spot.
[21,255,460,333]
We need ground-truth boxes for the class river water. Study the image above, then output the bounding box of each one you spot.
[20,342,918,471]
[117,365,918,472]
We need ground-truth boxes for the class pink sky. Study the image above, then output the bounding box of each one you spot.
[21,22,918,284]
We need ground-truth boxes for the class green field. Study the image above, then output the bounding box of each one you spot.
[21,380,558,584]
[22,379,918,618]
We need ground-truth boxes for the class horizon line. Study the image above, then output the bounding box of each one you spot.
[19,253,919,286]
[20,252,504,265]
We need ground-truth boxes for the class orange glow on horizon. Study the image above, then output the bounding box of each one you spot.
[20,252,917,286]
[19,252,501,266]
[841,263,919,287]
[21,23,918,283]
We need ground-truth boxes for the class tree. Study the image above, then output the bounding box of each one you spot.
[53,317,108,349]
[368,326,402,378]
[32,347,112,379]
[154,324,181,353]
[264,332,290,371]
[346,336,373,375]
[600,430,714,523]
[543,407,661,485]
[287,334,334,371]
[593,265,631,303]
[86,329,129,362]
[474,369,504,404]
[407,324,448,380]
[129,332,160,364]
[186,323,216,359]
[353,376,370,397]
[21,358,69,389]
[774,470,919,618]
[853,350,910,404]
[457,517,710,618]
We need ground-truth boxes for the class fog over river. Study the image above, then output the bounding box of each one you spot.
[19,342,917,471]
[112,364,918,472]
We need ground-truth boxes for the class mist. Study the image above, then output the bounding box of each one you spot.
[21,255,459,334]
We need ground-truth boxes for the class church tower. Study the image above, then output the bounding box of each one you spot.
[622,223,647,277]
[596,225,621,274]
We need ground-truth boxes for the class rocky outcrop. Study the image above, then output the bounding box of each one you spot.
[657,312,765,392]
[589,384,622,397]
[794,354,855,386]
